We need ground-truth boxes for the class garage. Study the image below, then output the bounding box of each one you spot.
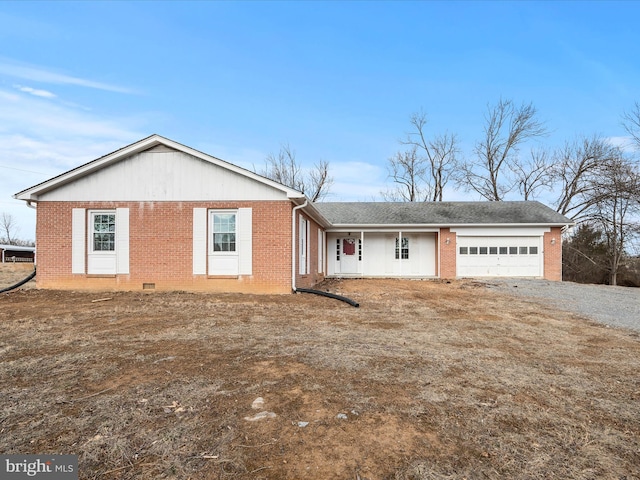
[456,235,543,277]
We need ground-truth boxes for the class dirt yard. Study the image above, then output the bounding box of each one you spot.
[1,264,639,479]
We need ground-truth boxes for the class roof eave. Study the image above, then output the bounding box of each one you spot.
[326,222,575,229]
[291,198,332,228]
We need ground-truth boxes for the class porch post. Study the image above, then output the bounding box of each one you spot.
[399,230,402,276]
[360,231,364,275]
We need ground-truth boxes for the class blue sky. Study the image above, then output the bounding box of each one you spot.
[1,1,639,241]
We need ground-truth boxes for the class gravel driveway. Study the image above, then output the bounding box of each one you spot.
[483,278,640,332]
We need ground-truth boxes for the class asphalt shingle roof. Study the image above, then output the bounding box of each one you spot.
[313,201,573,226]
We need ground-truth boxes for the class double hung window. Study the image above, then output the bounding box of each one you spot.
[212,213,236,252]
[91,212,116,252]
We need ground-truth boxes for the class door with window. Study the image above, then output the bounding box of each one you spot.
[339,238,359,274]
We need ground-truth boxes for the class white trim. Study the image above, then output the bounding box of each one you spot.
[71,208,86,274]
[208,209,239,276]
[0,244,35,252]
[451,226,551,236]
[87,209,117,275]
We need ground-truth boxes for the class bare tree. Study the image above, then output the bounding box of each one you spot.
[589,155,640,285]
[307,159,332,202]
[1,212,18,244]
[381,147,427,202]
[510,148,554,200]
[622,101,640,149]
[551,135,620,221]
[394,111,459,201]
[258,144,333,202]
[460,99,546,201]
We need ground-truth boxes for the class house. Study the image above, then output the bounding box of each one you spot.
[14,135,573,293]
[316,202,571,280]
[0,244,35,263]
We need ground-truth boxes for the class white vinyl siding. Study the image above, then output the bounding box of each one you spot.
[327,232,436,277]
[192,208,207,274]
[39,149,289,202]
[71,208,86,274]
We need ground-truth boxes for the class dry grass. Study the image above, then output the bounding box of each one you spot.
[1,269,639,479]
[0,262,35,289]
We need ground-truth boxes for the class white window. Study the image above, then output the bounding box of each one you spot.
[90,212,116,252]
[193,208,252,276]
[395,237,409,260]
[212,212,236,253]
[208,210,239,276]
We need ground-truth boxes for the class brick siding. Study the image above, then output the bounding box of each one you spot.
[439,228,457,278]
[36,200,297,293]
[543,227,563,281]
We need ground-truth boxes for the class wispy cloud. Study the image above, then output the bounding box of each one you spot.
[607,136,638,153]
[0,58,136,94]
[0,88,143,164]
[13,84,56,98]
[0,84,148,240]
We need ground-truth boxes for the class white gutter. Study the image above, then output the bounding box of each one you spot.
[291,199,308,292]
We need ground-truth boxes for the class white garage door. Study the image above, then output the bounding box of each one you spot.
[457,236,542,277]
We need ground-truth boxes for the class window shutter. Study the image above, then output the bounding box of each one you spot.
[299,217,308,275]
[193,208,207,275]
[317,230,323,274]
[238,207,252,275]
[116,208,130,274]
[72,208,86,274]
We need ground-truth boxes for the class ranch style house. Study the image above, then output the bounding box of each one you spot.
[14,135,573,293]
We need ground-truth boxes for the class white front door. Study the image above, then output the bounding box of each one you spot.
[339,238,359,274]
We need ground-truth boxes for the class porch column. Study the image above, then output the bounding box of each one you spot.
[360,231,364,275]
[399,230,402,276]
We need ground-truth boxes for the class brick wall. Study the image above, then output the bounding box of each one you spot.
[543,227,563,281]
[439,228,457,279]
[36,200,295,293]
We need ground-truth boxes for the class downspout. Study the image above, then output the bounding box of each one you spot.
[26,200,37,266]
[291,199,308,292]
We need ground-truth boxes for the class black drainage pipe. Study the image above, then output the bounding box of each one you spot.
[0,267,36,294]
[295,288,359,308]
